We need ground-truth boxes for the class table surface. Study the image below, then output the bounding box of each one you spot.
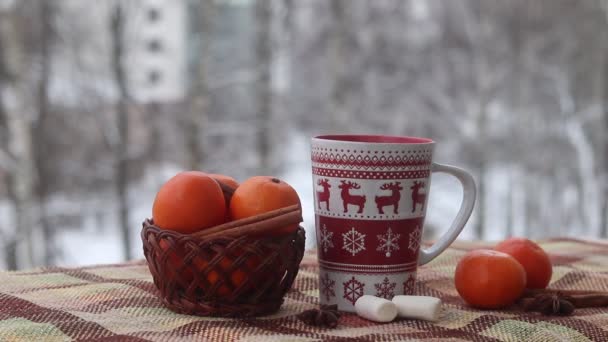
[0,238,607,342]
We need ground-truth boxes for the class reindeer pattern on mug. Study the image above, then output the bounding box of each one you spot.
[313,177,430,219]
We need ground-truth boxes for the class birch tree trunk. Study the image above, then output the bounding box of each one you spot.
[186,0,213,171]
[0,5,36,269]
[506,3,524,237]
[328,0,351,132]
[271,0,293,161]
[506,168,515,236]
[462,0,489,239]
[600,51,608,236]
[0,9,18,270]
[147,101,162,164]
[0,97,19,270]
[32,0,54,265]
[6,118,36,268]
[474,97,488,240]
[255,0,273,174]
[110,4,132,261]
[602,7,608,236]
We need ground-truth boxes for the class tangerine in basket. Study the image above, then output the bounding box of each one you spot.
[159,238,195,281]
[209,173,239,209]
[158,239,260,296]
[455,249,526,309]
[495,237,552,289]
[208,173,239,190]
[193,252,262,297]
[153,171,226,234]
[229,176,301,236]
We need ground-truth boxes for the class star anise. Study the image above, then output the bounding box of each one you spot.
[523,292,575,316]
[296,304,341,328]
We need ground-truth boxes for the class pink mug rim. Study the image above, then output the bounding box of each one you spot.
[313,134,434,145]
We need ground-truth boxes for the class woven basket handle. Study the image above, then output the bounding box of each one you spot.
[417,163,476,265]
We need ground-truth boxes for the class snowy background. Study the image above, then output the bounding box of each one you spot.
[1,0,607,270]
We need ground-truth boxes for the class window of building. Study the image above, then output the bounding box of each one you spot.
[147,39,162,53]
[148,8,161,22]
[148,70,162,85]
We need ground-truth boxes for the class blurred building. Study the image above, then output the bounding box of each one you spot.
[129,0,187,103]
[53,0,188,104]
[53,0,255,106]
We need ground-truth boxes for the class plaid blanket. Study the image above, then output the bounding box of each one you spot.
[0,239,607,341]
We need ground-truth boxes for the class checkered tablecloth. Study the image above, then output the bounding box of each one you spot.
[1,238,607,341]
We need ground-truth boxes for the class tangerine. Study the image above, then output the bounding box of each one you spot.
[208,173,239,190]
[455,249,526,309]
[193,253,261,297]
[208,173,239,209]
[158,240,259,297]
[495,237,552,289]
[229,176,301,235]
[152,171,226,234]
[159,238,194,282]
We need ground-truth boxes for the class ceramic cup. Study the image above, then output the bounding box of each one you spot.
[311,135,476,311]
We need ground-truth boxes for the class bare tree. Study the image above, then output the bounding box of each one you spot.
[601,0,608,237]
[147,102,162,164]
[438,0,499,239]
[0,3,37,269]
[603,50,608,237]
[327,0,353,132]
[110,3,132,260]
[185,0,214,171]
[271,0,294,164]
[504,2,525,237]
[0,12,18,269]
[32,0,55,265]
[255,0,273,174]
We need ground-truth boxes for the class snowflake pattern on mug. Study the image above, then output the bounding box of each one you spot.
[320,273,336,301]
[342,227,366,256]
[318,224,334,253]
[343,276,365,305]
[408,225,421,252]
[376,227,400,257]
[374,277,397,299]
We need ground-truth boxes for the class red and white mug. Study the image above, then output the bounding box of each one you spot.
[311,135,476,311]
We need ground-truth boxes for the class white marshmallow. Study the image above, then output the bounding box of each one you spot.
[392,295,442,321]
[355,295,398,323]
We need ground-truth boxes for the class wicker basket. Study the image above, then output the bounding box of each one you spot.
[141,219,305,317]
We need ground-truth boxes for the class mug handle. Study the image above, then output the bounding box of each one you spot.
[417,162,477,265]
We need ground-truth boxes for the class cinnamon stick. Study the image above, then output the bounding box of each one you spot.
[191,204,301,239]
[200,209,302,240]
[569,294,608,308]
[521,288,608,299]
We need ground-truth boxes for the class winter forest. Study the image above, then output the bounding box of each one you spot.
[0,0,607,270]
